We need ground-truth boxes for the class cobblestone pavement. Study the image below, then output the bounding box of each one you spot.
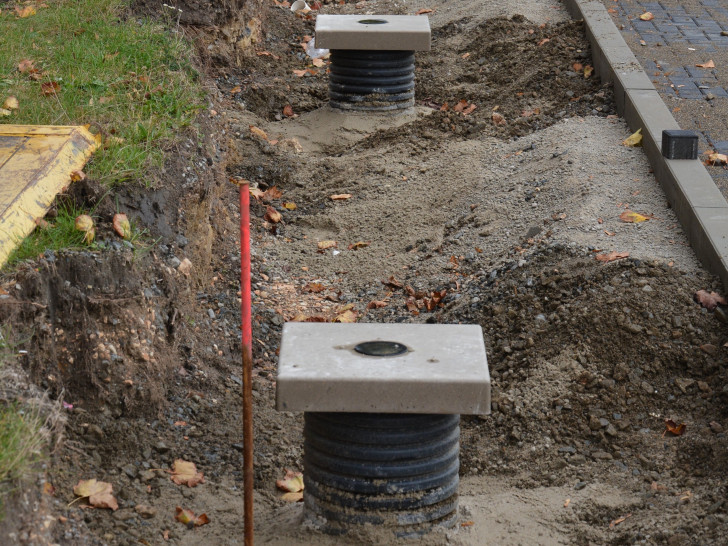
[601,0,728,197]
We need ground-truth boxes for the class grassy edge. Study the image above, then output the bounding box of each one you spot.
[0,331,64,522]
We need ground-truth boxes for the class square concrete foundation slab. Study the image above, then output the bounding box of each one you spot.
[276,322,490,414]
[315,14,431,51]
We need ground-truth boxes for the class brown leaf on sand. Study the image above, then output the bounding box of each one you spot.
[664,419,686,436]
[330,193,352,201]
[175,507,210,527]
[382,275,403,289]
[609,513,632,528]
[73,479,118,510]
[264,206,282,224]
[491,112,506,126]
[317,240,337,250]
[283,104,294,117]
[170,459,205,487]
[262,186,283,201]
[276,470,304,493]
[595,251,629,263]
[348,241,370,250]
[619,210,651,223]
[415,8,433,15]
[694,289,727,311]
[367,300,388,309]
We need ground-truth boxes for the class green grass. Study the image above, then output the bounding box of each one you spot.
[0,0,204,185]
[6,199,93,265]
[0,330,50,520]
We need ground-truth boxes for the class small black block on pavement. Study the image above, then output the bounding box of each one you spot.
[662,130,698,160]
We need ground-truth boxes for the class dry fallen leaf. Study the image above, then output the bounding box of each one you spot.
[696,60,715,69]
[302,282,326,293]
[595,251,630,263]
[564,498,571,508]
[317,240,337,250]
[416,8,433,15]
[665,419,686,436]
[112,213,131,239]
[70,170,86,182]
[537,38,550,47]
[330,194,352,201]
[622,128,642,147]
[619,210,651,223]
[73,479,118,510]
[706,152,728,165]
[75,215,95,244]
[694,289,727,311]
[41,81,60,96]
[348,241,370,250]
[639,12,654,21]
[281,492,304,502]
[282,202,297,211]
[283,104,294,117]
[0,108,11,117]
[170,459,205,487]
[292,69,308,77]
[261,186,283,201]
[491,112,506,126]
[333,305,357,323]
[249,125,268,140]
[18,59,36,73]
[583,65,594,78]
[609,513,632,528]
[367,300,388,309]
[3,96,19,110]
[264,206,282,224]
[15,5,37,17]
[382,275,403,289]
[175,507,210,527]
[573,62,583,72]
[276,470,304,493]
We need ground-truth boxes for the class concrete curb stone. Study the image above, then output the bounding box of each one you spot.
[564,0,728,289]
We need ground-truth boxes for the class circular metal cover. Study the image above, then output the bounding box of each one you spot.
[354,340,408,357]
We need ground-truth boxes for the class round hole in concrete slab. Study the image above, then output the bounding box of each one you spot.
[358,19,388,25]
[354,340,408,357]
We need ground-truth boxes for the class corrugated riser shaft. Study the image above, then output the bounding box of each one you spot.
[303,412,460,538]
[329,50,416,111]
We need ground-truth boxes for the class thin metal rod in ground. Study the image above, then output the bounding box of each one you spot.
[239,184,254,545]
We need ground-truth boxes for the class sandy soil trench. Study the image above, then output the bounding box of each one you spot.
[1,1,727,545]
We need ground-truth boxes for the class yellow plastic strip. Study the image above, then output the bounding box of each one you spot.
[0,125,100,267]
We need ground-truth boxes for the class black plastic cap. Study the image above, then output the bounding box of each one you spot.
[662,129,699,160]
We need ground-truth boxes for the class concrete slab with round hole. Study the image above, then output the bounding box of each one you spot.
[315,14,431,51]
[276,322,490,414]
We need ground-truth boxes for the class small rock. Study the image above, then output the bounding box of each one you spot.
[700,344,718,356]
[168,256,181,269]
[588,415,602,431]
[605,424,618,437]
[710,421,723,434]
[592,450,613,460]
[574,481,587,490]
[86,424,105,439]
[715,307,727,324]
[122,464,138,480]
[113,509,135,522]
[674,377,695,393]
[641,381,654,394]
[135,505,157,519]
[697,381,711,393]
[153,441,169,453]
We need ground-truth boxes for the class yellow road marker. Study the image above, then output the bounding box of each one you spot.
[0,125,99,267]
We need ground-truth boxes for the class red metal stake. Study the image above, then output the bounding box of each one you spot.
[239,183,254,546]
